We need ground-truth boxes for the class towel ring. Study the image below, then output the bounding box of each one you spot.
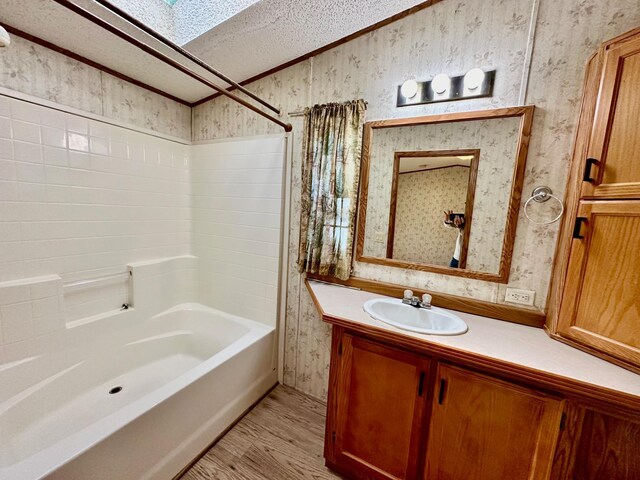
[523,186,564,225]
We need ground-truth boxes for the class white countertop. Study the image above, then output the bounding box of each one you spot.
[308,281,640,399]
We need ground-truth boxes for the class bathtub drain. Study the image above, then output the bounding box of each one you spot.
[109,386,123,395]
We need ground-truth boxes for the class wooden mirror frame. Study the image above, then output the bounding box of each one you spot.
[386,149,480,268]
[355,106,535,283]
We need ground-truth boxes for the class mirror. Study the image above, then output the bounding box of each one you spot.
[387,150,479,268]
[357,107,534,282]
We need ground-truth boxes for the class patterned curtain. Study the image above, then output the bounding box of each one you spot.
[298,100,367,280]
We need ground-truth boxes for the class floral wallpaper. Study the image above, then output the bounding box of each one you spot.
[363,117,520,274]
[392,167,469,266]
[0,35,191,140]
[192,0,640,401]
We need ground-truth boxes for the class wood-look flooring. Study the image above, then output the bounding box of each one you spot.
[180,385,343,480]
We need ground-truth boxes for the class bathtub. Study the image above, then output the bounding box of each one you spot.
[0,303,277,480]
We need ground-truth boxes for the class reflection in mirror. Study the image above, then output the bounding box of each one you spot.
[387,150,479,269]
[357,107,534,282]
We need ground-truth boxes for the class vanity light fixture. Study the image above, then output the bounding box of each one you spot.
[396,69,495,107]
[400,79,419,99]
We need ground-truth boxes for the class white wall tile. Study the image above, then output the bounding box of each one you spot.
[191,137,286,327]
[41,127,67,149]
[13,141,42,163]
[0,97,10,117]
[10,101,42,123]
[0,284,30,305]
[0,159,16,181]
[11,120,41,144]
[0,302,33,343]
[0,96,191,326]
[0,117,11,139]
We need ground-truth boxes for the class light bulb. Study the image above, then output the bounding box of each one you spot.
[431,73,450,95]
[464,68,485,91]
[400,80,419,99]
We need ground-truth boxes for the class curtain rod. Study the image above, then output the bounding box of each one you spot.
[92,0,280,115]
[289,101,368,117]
[51,0,292,132]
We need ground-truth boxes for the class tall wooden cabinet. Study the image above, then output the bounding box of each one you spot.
[581,32,640,199]
[552,27,640,373]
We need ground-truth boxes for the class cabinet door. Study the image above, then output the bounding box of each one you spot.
[582,33,640,199]
[424,365,563,480]
[331,334,431,480]
[552,406,640,480]
[558,201,640,369]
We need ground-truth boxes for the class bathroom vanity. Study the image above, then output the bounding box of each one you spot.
[306,27,640,480]
[307,281,640,480]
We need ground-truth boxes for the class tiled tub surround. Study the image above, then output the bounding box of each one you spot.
[0,275,63,357]
[0,93,192,322]
[0,256,277,480]
[191,136,287,328]
[0,93,287,479]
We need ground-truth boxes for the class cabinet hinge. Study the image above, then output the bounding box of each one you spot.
[332,431,336,443]
[559,413,567,431]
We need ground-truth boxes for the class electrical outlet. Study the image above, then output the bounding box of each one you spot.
[505,288,535,306]
[375,231,386,243]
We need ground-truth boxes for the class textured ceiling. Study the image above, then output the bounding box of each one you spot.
[0,0,431,104]
[183,0,430,84]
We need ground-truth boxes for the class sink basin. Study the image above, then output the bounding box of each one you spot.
[362,298,468,335]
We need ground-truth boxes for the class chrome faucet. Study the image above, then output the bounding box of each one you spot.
[402,290,432,309]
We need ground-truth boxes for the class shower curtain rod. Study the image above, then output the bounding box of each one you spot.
[92,0,280,115]
[51,0,292,132]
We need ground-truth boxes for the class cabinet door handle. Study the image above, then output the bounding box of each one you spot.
[437,379,446,405]
[418,372,426,397]
[583,158,599,183]
[573,217,588,239]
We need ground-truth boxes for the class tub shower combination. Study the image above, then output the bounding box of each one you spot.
[0,257,278,480]
[0,1,289,474]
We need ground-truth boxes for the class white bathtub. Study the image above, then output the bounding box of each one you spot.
[0,303,277,480]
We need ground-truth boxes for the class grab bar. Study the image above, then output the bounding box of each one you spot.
[63,271,131,292]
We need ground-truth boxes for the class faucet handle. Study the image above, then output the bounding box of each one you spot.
[422,293,433,305]
[403,289,414,300]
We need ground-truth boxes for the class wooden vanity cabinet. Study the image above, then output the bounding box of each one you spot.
[551,405,640,480]
[424,365,563,480]
[325,333,431,480]
[324,327,640,480]
[325,329,565,480]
